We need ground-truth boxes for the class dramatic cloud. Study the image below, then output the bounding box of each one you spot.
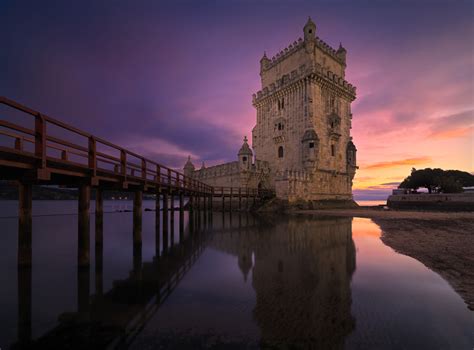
[364,157,432,170]
[428,110,474,140]
[0,0,472,200]
[380,182,401,186]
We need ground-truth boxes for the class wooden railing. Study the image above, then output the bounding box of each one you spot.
[0,96,275,200]
[212,186,275,198]
[0,96,212,194]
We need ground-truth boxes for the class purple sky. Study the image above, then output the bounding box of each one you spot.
[1,0,473,199]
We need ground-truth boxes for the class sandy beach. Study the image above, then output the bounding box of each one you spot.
[295,208,474,311]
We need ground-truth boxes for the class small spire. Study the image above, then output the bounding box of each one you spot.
[243,136,248,143]
[337,42,346,52]
[184,155,195,171]
[305,16,316,27]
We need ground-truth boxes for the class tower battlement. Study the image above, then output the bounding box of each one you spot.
[253,63,356,106]
[262,35,347,73]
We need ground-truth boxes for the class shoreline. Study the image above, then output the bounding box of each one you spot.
[293,208,474,311]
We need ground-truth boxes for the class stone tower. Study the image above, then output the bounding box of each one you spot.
[251,17,357,202]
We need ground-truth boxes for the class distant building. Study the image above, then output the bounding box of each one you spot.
[392,188,410,195]
[184,18,358,202]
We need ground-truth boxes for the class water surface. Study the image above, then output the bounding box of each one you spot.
[0,200,472,349]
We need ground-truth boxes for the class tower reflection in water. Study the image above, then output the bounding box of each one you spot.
[13,211,355,349]
[211,214,356,348]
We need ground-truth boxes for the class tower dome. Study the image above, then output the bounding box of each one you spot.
[336,42,347,63]
[183,155,195,177]
[238,136,253,156]
[303,16,316,41]
[260,51,271,71]
[238,136,253,171]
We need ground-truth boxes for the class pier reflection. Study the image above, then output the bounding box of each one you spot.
[12,212,208,349]
[210,214,356,348]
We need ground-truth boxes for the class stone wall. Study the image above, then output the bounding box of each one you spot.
[192,160,272,189]
[274,169,352,202]
[387,193,474,211]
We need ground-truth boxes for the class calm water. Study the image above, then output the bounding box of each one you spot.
[355,199,387,206]
[0,200,472,349]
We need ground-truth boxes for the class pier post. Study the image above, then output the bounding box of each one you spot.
[239,188,242,211]
[188,199,194,232]
[162,191,169,253]
[95,244,103,298]
[18,182,32,266]
[210,190,214,212]
[222,190,225,212]
[77,266,90,314]
[179,192,184,240]
[197,198,202,227]
[155,189,161,258]
[133,243,142,280]
[170,191,175,246]
[133,190,143,245]
[202,194,207,220]
[230,188,232,212]
[17,266,32,346]
[78,184,91,267]
[95,188,103,246]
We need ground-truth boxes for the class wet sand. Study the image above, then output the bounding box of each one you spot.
[295,208,474,311]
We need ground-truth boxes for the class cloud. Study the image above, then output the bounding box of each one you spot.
[428,110,474,140]
[430,126,474,140]
[380,182,401,186]
[0,0,472,181]
[364,157,431,170]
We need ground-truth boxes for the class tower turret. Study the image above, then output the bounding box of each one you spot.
[183,156,195,178]
[260,51,270,72]
[336,42,347,65]
[238,136,253,171]
[303,17,316,42]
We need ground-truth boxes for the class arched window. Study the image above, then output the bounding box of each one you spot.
[278,146,284,158]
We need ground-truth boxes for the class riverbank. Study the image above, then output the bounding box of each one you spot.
[294,208,474,311]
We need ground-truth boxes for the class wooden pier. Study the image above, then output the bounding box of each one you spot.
[0,96,274,268]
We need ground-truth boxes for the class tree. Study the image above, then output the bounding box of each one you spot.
[436,176,463,193]
[398,168,474,193]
